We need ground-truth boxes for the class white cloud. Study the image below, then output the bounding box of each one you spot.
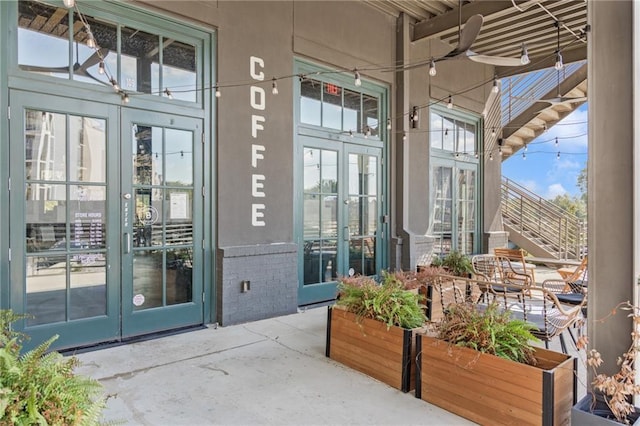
[545,183,567,199]
[544,105,588,151]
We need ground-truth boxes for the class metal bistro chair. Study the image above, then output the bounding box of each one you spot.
[522,287,586,354]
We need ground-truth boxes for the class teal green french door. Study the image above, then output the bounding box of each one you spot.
[120,109,203,338]
[298,136,382,305]
[9,91,203,350]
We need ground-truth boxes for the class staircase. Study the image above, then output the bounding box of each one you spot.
[501,177,587,260]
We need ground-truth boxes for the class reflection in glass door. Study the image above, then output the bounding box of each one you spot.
[299,139,381,305]
[121,110,203,338]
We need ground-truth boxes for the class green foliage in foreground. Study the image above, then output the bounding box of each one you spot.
[0,310,107,425]
[437,302,540,365]
[337,273,426,329]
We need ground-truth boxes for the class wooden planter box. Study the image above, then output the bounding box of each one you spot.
[325,306,416,392]
[416,334,576,425]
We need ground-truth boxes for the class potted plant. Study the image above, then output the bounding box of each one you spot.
[326,272,427,392]
[572,301,640,425]
[416,300,576,425]
[432,250,473,277]
[0,310,107,424]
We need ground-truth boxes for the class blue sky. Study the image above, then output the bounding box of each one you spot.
[501,103,588,199]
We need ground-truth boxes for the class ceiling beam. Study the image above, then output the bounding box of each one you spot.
[412,0,537,42]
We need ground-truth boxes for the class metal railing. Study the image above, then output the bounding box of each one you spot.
[501,177,586,260]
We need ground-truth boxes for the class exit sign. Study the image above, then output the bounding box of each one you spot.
[325,83,341,96]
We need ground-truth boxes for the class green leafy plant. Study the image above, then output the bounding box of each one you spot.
[435,302,539,365]
[434,251,473,277]
[0,310,107,425]
[336,272,427,329]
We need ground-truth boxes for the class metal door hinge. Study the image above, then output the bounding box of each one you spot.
[8,177,10,192]
[8,248,11,262]
[202,239,205,250]
[202,292,205,303]
[202,186,205,197]
[201,133,205,144]
[7,106,10,120]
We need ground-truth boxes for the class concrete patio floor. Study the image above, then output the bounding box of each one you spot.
[74,266,584,425]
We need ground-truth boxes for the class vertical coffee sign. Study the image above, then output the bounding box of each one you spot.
[250,56,266,227]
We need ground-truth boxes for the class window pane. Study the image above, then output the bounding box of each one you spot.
[166,189,193,246]
[442,117,454,151]
[303,148,320,192]
[343,89,360,132]
[166,248,193,305]
[70,254,107,320]
[70,185,106,249]
[26,111,66,181]
[322,82,342,130]
[134,188,163,247]
[321,150,338,193]
[72,11,117,86]
[18,1,70,80]
[133,250,163,310]
[465,123,476,154]
[163,40,197,102]
[363,94,379,137]
[165,128,193,186]
[430,112,443,149]
[133,125,163,186]
[303,239,321,285]
[27,255,67,326]
[121,26,160,94]
[300,79,321,126]
[320,195,338,238]
[25,183,66,253]
[303,194,320,239]
[70,116,106,182]
[456,120,465,154]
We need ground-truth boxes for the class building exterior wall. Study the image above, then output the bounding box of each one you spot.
[1,0,507,346]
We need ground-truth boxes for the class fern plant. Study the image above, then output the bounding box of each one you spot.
[436,302,540,365]
[336,272,426,329]
[0,310,107,425]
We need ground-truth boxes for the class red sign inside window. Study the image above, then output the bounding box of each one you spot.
[325,83,341,96]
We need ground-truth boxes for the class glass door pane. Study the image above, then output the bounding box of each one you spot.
[457,168,476,255]
[431,165,453,255]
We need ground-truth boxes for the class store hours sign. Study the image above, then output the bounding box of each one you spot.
[250,55,267,227]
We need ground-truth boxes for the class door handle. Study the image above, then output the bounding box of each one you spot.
[344,226,350,241]
[124,233,131,254]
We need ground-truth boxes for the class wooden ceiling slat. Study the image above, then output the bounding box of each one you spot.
[29,15,47,31]
[41,8,67,34]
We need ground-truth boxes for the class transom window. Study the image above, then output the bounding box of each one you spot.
[430,110,477,156]
[17,0,198,102]
[300,78,380,138]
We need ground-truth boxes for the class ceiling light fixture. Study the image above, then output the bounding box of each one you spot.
[447,95,453,109]
[492,77,499,94]
[271,78,279,95]
[63,0,75,8]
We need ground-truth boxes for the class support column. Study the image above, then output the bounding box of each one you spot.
[588,0,634,377]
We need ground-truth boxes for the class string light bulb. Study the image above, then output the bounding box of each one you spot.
[349,130,354,137]
[271,78,279,95]
[554,51,564,70]
[110,78,120,92]
[492,77,499,94]
[386,118,391,130]
[491,127,496,137]
[520,43,530,65]
[522,152,526,160]
[524,143,528,152]
[215,86,221,98]
[428,59,436,77]
[489,152,494,161]
[555,137,559,148]
[557,151,561,160]
[354,70,362,87]
[98,61,105,75]
[474,152,479,159]
[121,92,130,104]
[402,132,406,141]
[164,88,173,100]
[364,126,371,138]
[447,95,453,109]
[63,0,75,8]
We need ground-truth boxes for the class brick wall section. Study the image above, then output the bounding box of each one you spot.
[216,244,298,326]
[484,231,509,254]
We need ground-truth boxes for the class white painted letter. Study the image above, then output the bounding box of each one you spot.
[252,204,266,226]
[250,86,266,111]
[250,56,265,81]
[251,115,265,138]
[252,174,266,197]
[251,144,265,167]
